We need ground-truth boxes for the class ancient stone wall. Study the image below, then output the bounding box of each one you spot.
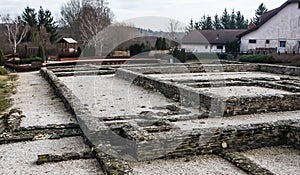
[161,120,296,159]
[258,64,300,76]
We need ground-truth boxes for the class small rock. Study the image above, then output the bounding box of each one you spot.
[49,133,61,139]
[166,105,179,111]
[222,141,228,149]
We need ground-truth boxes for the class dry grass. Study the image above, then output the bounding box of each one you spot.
[0,74,17,114]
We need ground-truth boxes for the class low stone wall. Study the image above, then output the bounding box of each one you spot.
[287,122,300,150]
[225,94,300,116]
[258,64,300,76]
[116,68,300,117]
[125,64,258,74]
[157,120,296,159]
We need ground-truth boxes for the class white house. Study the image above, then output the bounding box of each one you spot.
[181,30,246,53]
[239,0,300,53]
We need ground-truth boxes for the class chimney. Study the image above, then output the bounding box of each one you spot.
[249,23,256,29]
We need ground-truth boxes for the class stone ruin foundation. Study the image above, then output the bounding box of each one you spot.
[40,63,300,174]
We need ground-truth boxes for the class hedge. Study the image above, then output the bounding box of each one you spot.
[239,55,278,64]
[11,57,43,65]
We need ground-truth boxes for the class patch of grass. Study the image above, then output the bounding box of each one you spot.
[0,67,8,75]
[0,74,17,114]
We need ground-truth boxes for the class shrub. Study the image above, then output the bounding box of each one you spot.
[0,67,8,75]
[239,54,277,64]
[172,48,186,63]
[37,45,46,62]
[217,53,229,59]
[0,50,5,66]
[11,57,43,65]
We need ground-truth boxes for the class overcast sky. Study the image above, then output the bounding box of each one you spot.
[0,0,287,31]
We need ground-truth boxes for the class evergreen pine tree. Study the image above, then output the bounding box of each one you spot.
[221,8,230,29]
[253,3,268,25]
[38,45,46,62]
[229,9,236,29]
[213,14,222,30]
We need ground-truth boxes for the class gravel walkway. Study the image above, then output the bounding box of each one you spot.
[242,146,300,175]
[11,72,76,127]
[130,155,247,175]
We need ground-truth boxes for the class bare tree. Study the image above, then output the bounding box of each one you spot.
[1,14,30,54]
[79,0,113,55]
[166,19,184,45]
[60,0,82,27]
[60,0,113,56]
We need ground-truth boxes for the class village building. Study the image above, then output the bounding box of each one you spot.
[181,29,246,53]
[239,0,300,53]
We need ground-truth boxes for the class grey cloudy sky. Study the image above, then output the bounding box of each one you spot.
[0,0,286,30]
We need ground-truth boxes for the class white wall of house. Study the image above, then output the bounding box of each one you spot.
[241,2,300,53]
[181,44,225,53]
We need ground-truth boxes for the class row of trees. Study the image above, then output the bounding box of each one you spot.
[186,9,249,31]
[22,6,59,44]
[0,0,113,55]
[186,3,268,32]
[1,6,58,54]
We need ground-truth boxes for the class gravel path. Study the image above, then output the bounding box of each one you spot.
[11,72,76,127]
[242,146,300,175]
[130,155,247,175]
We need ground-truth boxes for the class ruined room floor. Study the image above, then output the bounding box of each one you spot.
[241,146,300,175]
[130,154,248,175]
[59,75,300,130]
[0,137,102,175]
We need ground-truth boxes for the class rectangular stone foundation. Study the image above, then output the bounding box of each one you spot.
[115,68,300,117]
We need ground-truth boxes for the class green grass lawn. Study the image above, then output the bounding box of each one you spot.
[0,68,17,114]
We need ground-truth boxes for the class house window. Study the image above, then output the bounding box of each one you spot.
[279,41,286,48]
[217,45,223,50]
[298,2,300,9]
[205,45,208,49]
[266,40,270,44]
[249,39,257,44]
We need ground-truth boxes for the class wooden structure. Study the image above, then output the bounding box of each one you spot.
[57,38,78,54]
